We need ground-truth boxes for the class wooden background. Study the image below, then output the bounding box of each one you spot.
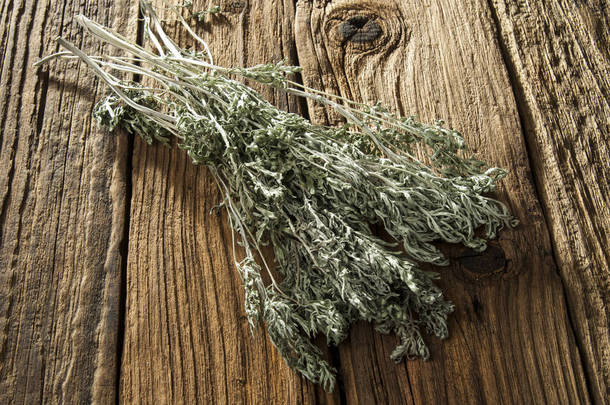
[0,0,608,403]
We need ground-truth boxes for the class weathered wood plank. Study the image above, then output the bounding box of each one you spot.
[295,0,591,403]
[118,1,337,403]
[489,1,609,403]
[0,0,137,403]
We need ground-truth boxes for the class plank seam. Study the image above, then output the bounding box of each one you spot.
[328,345,347,405]
[114,5,142,404]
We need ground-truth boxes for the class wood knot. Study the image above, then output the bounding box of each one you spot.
[457,245,506,275]
[339,16,382,43]
[324,5,408,56]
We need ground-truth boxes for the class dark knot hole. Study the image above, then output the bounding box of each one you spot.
[339,15,382,43]
[457,245,506,275]
[348,15,369,29]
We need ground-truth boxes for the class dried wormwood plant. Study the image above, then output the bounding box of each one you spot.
[35,2,519,391]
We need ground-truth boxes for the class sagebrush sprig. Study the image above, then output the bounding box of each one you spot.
[35,2,518,391]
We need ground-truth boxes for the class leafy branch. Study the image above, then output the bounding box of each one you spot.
[35,1,518,391]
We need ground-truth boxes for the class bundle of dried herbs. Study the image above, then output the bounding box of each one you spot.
[35,2,518,391]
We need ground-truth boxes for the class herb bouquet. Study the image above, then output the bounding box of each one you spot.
[36,2,518,391]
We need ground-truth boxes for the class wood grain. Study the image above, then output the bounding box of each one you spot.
[295,0,591,403]
[0,0,136,403]
[489,1,609,402]
[118,1,337,403]
[1,0,605,403]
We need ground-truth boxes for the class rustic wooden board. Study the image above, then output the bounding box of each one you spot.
[1,0,605,403]
[118,1,336,403]
[0,0,136,403]
[295,0,591,403]
[490,1,609,402]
